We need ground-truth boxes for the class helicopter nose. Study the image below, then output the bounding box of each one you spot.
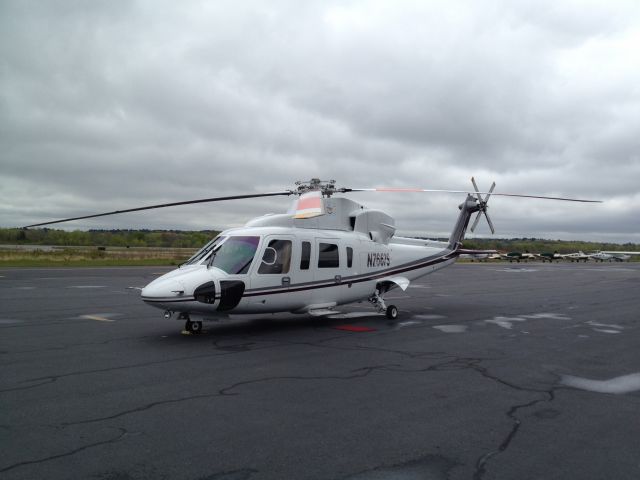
[141,277,186,305]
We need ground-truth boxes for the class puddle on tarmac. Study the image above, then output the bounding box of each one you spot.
[341,455,457,480]
[396,321,423,329]
[587,321,624,335]
[413,314,446,320]
[484,312,571,329]
[560,373,640,394]
[432,325,467,333]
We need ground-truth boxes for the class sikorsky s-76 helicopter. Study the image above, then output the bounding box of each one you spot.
[25,178,600,333]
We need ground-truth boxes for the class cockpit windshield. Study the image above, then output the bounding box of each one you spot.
[184,236,227,266]
[208,236,260,274]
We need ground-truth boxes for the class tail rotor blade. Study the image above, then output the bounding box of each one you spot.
[485,181,496,203]
[471,176,484,202]
[484,211,496,234]
[470,211,482,232]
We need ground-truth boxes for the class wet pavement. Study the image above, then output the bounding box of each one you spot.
[1,263,639,479]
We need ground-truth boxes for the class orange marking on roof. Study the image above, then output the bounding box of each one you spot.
[297,196,322,210]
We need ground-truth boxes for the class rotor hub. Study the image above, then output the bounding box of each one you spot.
[295,178,338,197]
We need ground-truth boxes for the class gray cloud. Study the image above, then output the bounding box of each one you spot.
[1,0,639,241]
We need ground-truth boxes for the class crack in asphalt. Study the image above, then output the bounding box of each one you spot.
[0,427,128,474]
[3,334,160,355]
[200,468,259,480]
[0,333,353,394]
[2,324,557,478]
[342,356,558,480]
[60,365,385,427]
[290,340,452,359]
[60,391,225,426]
[0,352,228,393]
[472,392,554,480]
[219,368,377,396]
[0,342,293,394]
[469,376,556,479]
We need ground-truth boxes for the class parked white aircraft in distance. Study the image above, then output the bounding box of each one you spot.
[562,251,591,262]
[500,251,537,262]
[591,251,640,262]
[539,252,562,262]
[460,253,486,261]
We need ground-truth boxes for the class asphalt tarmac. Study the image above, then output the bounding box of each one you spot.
[1,263,639,480]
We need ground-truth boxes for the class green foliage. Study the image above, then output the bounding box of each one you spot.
[1,228,638,261]
[462,237,640,254]
[0,228,220,248]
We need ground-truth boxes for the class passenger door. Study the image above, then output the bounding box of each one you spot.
[250,235,294,299]
[314,238,343,283]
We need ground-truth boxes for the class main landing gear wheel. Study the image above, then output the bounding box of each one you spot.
[185,320,203,334]
[386,305,398,320]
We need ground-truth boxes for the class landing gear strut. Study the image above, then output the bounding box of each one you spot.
[180,313,203,334]
[185,319,203,334]
[369,289,398,320]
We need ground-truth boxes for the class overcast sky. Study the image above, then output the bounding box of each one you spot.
[1,0,639,242]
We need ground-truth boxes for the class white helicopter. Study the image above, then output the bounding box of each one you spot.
[25,178,600,333]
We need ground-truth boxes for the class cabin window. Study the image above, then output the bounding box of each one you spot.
[300,241,311,270]
[346,247,353,268]
[258,239,292,274]
[318,243,339,268]
[209,236,259,274]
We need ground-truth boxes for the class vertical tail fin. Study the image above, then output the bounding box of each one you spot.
[447,195,481,250]
[447,178,497,250]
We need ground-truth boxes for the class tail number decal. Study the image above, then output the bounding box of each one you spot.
[367,252,390,268]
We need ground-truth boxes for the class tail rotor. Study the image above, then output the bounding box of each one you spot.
[470,177,496,234]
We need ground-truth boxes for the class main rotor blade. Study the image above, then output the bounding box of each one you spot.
[343,188,601,203]
[23,191,294,228]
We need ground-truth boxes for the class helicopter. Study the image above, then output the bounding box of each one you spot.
[24,178,600,333]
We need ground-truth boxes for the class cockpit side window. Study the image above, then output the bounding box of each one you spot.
[209,236,260,274]
[258,239,292,274]
[185,236,227,265]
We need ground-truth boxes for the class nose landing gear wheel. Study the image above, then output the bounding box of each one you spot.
[386,305,398,320]
[185,320,203,334]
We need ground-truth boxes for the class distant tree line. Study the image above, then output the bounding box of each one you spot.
[461,237,640,253]
[1,228,638,252]
[0,228,220,248]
